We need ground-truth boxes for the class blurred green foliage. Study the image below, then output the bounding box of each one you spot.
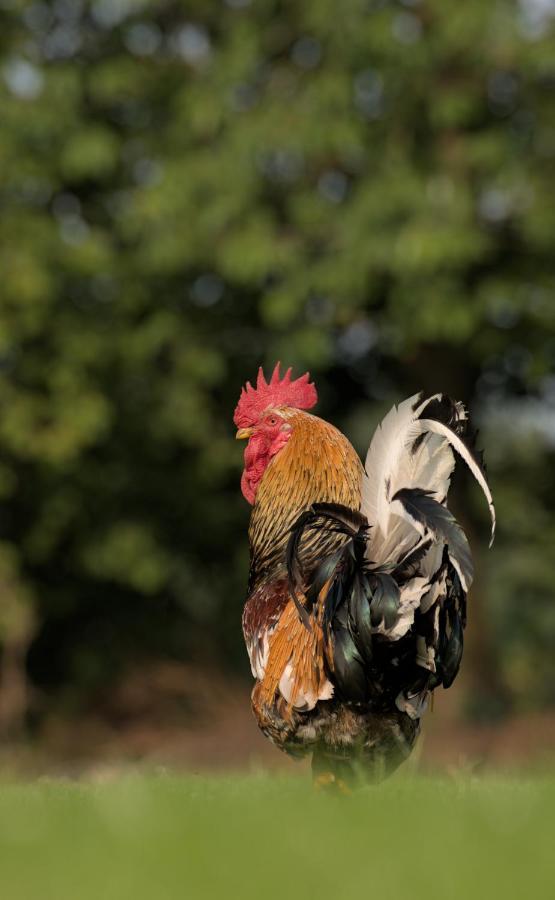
[0,0,554,723]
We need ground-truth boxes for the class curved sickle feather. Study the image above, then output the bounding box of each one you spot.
[413,418,496,547]
[286,504,369,630]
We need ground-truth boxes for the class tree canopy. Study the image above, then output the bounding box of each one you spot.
[0,0,554,727]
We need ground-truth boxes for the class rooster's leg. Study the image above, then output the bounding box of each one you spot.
[312,750,353,794]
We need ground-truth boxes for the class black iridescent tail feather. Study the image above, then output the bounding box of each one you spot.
[287,502,401,703]
[286,496,468,708]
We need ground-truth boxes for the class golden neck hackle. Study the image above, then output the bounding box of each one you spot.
[247,410,363,590]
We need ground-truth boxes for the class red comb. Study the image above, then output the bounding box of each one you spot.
[234,362,318,427]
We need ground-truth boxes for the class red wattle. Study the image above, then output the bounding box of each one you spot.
[241,430,291,504]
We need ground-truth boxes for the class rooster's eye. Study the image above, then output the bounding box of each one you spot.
[267,416,278,426]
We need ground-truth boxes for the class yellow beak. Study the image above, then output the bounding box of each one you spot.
[236,427,254,440]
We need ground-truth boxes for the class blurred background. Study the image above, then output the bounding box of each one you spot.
[0,0,554,775]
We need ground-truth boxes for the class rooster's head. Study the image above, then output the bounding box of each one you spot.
[234,363,317,504]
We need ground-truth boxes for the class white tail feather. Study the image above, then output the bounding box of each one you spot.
[363,394,457,565]
[363,396,496,570]
[361,394,439,537]
[412,418,496,547]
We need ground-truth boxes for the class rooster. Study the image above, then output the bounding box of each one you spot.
[235,363,495,787]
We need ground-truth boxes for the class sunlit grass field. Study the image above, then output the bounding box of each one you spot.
[0,773,552,900]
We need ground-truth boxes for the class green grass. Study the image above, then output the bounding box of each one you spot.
[0,773,552,900]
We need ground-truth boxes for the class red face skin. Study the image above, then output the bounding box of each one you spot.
[241,411,292,504]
